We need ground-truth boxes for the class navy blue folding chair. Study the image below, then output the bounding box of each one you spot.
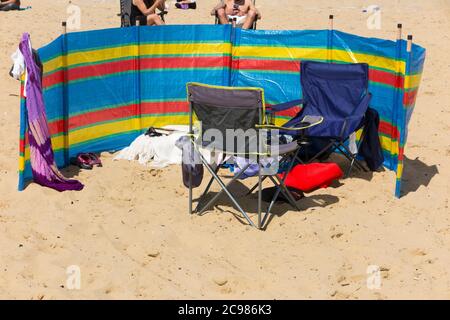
[268,61,372,176]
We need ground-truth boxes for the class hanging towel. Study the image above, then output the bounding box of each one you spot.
[18,33,83,191]
[359,107,384,171]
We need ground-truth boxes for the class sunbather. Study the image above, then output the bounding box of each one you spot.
[215,0,257,29]
[131,0,165,26]
[0,0,20,11]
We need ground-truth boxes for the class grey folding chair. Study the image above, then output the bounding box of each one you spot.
[186,82,322,229]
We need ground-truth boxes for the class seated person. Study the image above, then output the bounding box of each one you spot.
[214,0,258,29]
[131,0,165,26]
[0,0,20,11]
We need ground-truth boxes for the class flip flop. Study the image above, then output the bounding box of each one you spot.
[87,153,102,167]
[71,154,93,170]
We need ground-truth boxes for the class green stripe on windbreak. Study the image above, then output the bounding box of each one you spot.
[141,112,188,118]
[379,132,398,141]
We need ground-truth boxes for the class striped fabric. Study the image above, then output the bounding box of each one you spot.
[231,28,426,198]
[18,25,425,198]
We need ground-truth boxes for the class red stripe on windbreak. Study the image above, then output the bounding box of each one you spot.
[140,56,231,70]
[266,104,301,118]
[398,147,405,160]
[42,56,231,88]
[48,119,65,136]
[45,101,189,133]
[141,101,189,114]
[379,120,399,139]
[403,90,418,106]
[233,59,406,89]
[234,59,300,73]
[19,137,26,152]
[43,70,64,88]
[68,104,139,130]
[68,59,137,82]
[369,69,403,89]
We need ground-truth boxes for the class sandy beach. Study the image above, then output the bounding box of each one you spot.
[0,0,449,299]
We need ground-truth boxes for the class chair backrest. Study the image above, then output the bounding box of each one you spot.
[120,0,132,27]
[300,61,370,138]
[187,83,264,154]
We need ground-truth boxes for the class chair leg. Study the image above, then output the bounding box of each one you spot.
[307,140,335,163]
[246,175,268,195]
[194,163,222,213]
[197,160,256,227]
[265,148,301,216]
[189,167,193,215]
[257,157,262,229]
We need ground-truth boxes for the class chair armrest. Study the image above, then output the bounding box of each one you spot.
[257,115,323,131]
[267,99,304,113]
[255,8,262,20]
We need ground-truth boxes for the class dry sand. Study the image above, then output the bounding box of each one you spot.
[0,0,449,299]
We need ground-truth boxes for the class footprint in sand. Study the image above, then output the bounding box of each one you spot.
[410,248,427,256]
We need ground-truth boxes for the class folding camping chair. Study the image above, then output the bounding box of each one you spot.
[186,83,323,229]
[269,61,372,177]
[120,0,168,27]
[211,0,260,30]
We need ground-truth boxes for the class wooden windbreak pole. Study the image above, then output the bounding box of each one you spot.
[327,15,334,62]
[62,21,67,34]
[61,21,69,165]
[397,23,403,41]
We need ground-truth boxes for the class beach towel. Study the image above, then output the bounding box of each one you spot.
[114,125,189,167]
[18,33,83,191]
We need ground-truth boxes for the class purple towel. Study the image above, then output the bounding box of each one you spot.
[20,33,83,192]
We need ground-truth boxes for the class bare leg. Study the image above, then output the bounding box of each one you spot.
[147,13,164,26]
[217,8,229,24]
[242,9,256,29]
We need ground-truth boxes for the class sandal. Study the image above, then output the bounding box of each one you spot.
[87,153,102,167]
[70,153,93,170]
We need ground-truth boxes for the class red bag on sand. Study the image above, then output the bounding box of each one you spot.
[279,163,343,193]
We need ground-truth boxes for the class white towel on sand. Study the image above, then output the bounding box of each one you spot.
[114,125,189,168]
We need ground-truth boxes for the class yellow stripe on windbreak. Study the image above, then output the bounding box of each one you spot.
[44,45,138,74]
[21,115,190,165]
[234,46,406,74]
[233,46,328,62]
[140,42,232,56]
[43,43,230,74]
[69,118,140,145]
[43,56,64,75]
[404,73,422,90]
[396,163,403,178]
[141,115,189,128]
